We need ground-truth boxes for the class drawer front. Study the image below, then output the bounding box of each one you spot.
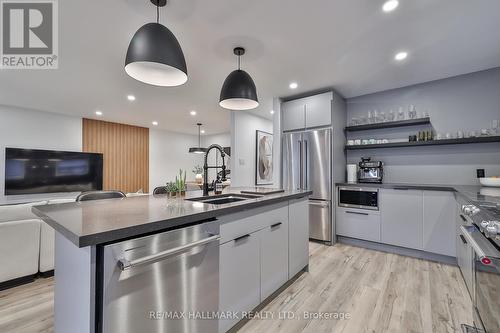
[219,202,288,244]
[336,207,381,242]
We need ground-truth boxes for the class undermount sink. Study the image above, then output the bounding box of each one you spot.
[186,193,261,205]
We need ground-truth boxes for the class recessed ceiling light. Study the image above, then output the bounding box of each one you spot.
[382,0,399,12]
[127,95,136,101]
[95,110,103,116]
[190,110,197,116]
[270,110,275,114]
[289,82,298,89]
[394,51,408,61]
[152,121,158,126]
[200,129,205,134]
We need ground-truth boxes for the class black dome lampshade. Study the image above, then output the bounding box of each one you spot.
[125,0,187,87]
[219,47,259,111]
[189,123,207,154]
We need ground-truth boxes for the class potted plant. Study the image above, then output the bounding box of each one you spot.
[165,182,178,198]
[192,165,203,184]
[175,169,187,196]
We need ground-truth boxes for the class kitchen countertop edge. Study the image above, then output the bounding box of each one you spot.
[33,191,312,248]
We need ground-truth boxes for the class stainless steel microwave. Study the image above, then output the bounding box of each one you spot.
[338,187,379,210]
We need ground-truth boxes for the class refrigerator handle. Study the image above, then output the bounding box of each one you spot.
[298,140,303,190]
[304,140,308,190]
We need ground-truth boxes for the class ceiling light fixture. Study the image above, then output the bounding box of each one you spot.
[152,121,159,126]
[190,110,197,116]
[125,0,187,87]
[95,111,103,116]
[219,47,259,111]
[270,110,275,114]
[394,51,408,61]
[382,0,399,12]
[200,129,205,134]
[289,82,298,89]
[127,95,136,101]
[189,123,207,154]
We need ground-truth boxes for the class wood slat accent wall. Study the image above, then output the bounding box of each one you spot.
[82,118,149,193]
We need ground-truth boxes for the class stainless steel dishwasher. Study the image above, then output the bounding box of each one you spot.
[101,220,220,333]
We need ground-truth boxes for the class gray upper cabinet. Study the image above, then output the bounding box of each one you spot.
[281,92,333,131]
[380,189,423,250]
[281,99,305,131]
[304,92,332,128]
[423,191,456,257]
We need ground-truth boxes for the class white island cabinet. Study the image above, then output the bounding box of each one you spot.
[219,199,309,333]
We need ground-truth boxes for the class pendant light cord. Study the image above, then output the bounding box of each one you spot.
[156,3,159,23]
[237,54,241,70]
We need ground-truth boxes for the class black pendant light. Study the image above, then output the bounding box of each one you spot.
[125,0,187,87]
[189,123,207,154]
[219,47,259,110]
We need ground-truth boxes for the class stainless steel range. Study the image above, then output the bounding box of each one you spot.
[456,196,500,333]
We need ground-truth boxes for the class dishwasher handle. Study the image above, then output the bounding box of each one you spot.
[118,234,220,271]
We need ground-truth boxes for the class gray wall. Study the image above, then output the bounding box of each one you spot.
[346,68,500,185]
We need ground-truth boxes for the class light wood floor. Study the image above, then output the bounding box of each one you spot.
[0,243,472,333]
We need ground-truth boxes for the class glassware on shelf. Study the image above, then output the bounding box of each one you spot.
[373,110,379,123]
[422,110,430,118]
[408,105,417,119]
[387,110,395,121]
[380,111,386,122]
[397,107,405,120]
[367,110,373,124]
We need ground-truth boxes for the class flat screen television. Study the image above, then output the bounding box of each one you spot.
[5,148,103,195]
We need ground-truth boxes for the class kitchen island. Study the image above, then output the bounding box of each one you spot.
[32,188,311,333]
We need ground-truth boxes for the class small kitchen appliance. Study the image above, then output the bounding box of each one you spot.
[357,157,384,183]
[347,164,357,183]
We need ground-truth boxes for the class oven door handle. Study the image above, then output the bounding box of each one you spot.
[460,225,499,265]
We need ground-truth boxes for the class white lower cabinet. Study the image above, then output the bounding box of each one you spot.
[336,207,380,242]
[219,199,308,333]
[423,191,456,256]
[380,189,423,250]
[260,220,289,301]
[288,199,309,278]
[219,233,261,333]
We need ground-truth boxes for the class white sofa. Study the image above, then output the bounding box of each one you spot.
[0,201,46,285]
[0,198,75,287]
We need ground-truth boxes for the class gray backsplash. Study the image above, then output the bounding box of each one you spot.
[346,67,500,185]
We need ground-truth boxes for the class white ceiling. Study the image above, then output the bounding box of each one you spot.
[1,0,500,135]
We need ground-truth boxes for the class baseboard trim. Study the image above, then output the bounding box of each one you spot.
[0,274,37,291]
[338,236,457,265]
[39,270,54,278]
[226,265,308,333]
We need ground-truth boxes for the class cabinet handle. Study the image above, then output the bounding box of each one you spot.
[345,211,369,216]
[271,222,282,229]
[459,234,467,245]
[459,214,467,223]
[234,234,250,243]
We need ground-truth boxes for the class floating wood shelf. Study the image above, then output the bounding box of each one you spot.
[345,117,431,132]
[345,136,500,150]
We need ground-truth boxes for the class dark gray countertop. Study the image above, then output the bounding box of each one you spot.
[32,187,311,248]
[336,182,500,219]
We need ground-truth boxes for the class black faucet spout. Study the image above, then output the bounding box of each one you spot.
[203,144,227,196]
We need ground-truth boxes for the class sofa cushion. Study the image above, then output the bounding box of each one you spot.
[0,201,47,223]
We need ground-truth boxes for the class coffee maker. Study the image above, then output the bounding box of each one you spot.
[358,157,384,183]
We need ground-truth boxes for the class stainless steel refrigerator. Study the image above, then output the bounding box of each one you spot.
[283,129,332,243]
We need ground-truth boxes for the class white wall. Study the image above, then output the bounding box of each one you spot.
[149,129,203,190]
[230,112,273,187]
[0,105,82,202]
[202,133,231,182]
[346,68,500,185]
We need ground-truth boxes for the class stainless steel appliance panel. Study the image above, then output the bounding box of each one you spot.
[102,221,220,333]
[303,129,331,200]
[461,225,500,333]
[282,132,303,191]
[309,200,331,242]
